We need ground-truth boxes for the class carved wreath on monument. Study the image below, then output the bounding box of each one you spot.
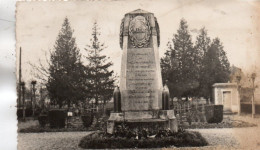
[119,18,124,49]
[129,15,151,48]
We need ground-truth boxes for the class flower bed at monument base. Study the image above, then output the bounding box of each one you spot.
[78,130,208,149]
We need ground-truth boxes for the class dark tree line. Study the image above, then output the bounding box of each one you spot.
[46,18,115,108]
[161,19,230,101]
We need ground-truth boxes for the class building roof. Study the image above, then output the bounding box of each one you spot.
[212,83,238,88]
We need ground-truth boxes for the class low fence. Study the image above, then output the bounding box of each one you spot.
[171,100,211,124]
[240,102,260,114]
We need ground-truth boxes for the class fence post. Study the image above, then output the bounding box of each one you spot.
[188,102,190,113]
[183,102,186,113]
[202,104,206,122]
[195,100,198,112]
[179,103,182,124]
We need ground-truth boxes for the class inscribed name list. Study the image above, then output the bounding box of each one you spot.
[125,47,157,110]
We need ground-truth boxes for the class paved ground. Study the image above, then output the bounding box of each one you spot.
[190,114,260,150]
[18,128,260,150]
[18,132,92,150]
[18,114,260,150]
[190,127,260,150]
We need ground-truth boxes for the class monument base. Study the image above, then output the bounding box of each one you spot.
[107,110,178,134]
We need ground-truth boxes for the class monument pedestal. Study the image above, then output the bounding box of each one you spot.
[107,110,178,134]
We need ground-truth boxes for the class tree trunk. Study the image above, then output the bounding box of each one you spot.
[95,94,98,110]
[59,102,62,109]
[68,100,71,110]
[207,98,210,104]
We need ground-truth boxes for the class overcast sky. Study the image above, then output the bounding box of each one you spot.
[16,0,260,84]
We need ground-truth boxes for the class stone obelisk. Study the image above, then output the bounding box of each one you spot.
[107,9,177,133]
[119,9,162,111]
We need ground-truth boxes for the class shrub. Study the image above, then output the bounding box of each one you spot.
[17,108,23,119]
[25,108,33,117]
[48,109,66,128]
[17,108,33,118]
[81,113,93,128]
[205,105,223,123]
[34,108,42,117]
[38,115,48,127]
[105,109,112,116]
[78,130,208,149]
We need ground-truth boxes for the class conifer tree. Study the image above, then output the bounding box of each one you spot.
[194,28,211,74]
[47,17,86,108]
[161,19,199,98]
[194,28,211,97]
[212,38,230,80]
[84,21,115,108]
[161,20,231,101]
[160,43,173,85]
[200,38,230,100]
[194,28,211,60]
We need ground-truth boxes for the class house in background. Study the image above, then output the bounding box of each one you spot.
[213,65,260,114]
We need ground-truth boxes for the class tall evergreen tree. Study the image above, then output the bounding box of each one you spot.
[212,38,230,80]
[161,20,231,100]
[200,38,230,100]
[84,21,115,107]
[194,28,211,60]
[161,19,199,98]
[194,28,211,74]
[194,28,211,96]
[160,43,173,85]
[47,18,86,108]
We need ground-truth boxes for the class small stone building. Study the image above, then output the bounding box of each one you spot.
[212,83,240,113]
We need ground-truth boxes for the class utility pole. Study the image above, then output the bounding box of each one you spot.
[236,75,242,115]
[30,83,33,109]
[31,80,37,117]
[251,73,256,118]
[40,86,44,110]
[21,82,25,120]
[18,47,22,108]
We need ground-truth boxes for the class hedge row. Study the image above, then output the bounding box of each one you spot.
[81,114,93,128]
[48,109,66,128]
[205,105,223,123]
[17,108,33,118]
[37,109,94,129]
[38,115,48,127]
[17,108,42,119]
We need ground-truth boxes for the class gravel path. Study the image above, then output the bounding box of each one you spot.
[18,128,260,150]
[17,129,249,150]
[190,128,239,149]
[18,132,92,150]
[190,127,260,150]
[18,115,260,150]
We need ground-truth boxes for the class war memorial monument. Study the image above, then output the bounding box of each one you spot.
[107,9,178,133]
